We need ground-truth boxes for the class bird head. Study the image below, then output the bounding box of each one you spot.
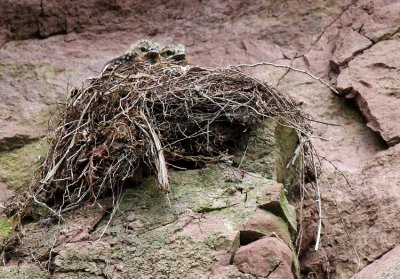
[160,44,186,62]
[129,39,161,60]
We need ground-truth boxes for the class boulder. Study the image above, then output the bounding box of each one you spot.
[233,237,294,279]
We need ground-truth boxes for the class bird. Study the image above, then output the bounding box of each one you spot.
[103,39,161,70]
[160,44,186,64]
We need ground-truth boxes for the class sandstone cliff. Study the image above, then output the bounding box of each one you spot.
[1,1,399,278]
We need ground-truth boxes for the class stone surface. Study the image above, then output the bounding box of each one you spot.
[310,144,400,278]
[210,265,253,279]
[331,28,372,68]
[233,237,294,278]
[0,182,12,210]
[0,0,400,278]
[0,264,49,279]
[351,245,400,279]
[236,209,292,246]
[0,140,48,191]
[360,1,400,42]
[1,166,298,278]
[257,182,297,234]
[337,37,400,146]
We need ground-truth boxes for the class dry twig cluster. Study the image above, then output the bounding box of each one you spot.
[7,61,317,221]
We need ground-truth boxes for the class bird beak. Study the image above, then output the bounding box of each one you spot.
[172,53,186,61]
[144,51,160,59]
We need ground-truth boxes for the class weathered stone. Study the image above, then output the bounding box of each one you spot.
[1,165,296,278]
[0,140,48,192]
[337,37,400,146]
[233,119,276,179]
[0,120,40,152]
[233,237,294,278]
[360,2,400,42]
[331,28,372,69]
[257,182,297,234]
[307,144,400,278]
[237,208,292,246]
[233,118,300,186]
[0,182,13,210]
[210,265,254,279]
[0,264,50,279]
[351,245,400,279]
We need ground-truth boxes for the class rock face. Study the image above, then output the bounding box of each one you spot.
[337,38,400,146]
[1,0,400,278]
[351,246,400,279]
[1,166,299,278]
[234,237,294,279]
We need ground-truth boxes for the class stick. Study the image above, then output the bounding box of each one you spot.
[312,151,323,251]
[229,62,340,96]
[42,92,98,183]
[140,110,170,192]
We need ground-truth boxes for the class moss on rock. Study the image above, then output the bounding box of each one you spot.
[274,118,299,186]
[0,140,48,192]
[0,264,49,279]
[0,217,13,238]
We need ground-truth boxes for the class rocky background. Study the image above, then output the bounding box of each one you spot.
[0,0,399,278]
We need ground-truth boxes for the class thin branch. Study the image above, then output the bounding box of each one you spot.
[229,62,340,95]
[312,150,323,251]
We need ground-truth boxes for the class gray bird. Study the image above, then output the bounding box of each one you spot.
[104,39,161,69]
[160,44,186,63]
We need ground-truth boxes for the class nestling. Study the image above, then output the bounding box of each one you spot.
[160,44,186,63]
[104,39,161,69]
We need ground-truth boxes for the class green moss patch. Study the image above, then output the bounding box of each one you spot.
[0,140,48,192]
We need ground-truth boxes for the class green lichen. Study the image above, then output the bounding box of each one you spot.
[233,119,276,178]
[0,264,50,279]
[205,232,232,250]
[5,163,296,278]
[292,253,302,279]
[274,119,300,186]
[0,218,13,238]
[257,187,297,236]
[0,140,48,192]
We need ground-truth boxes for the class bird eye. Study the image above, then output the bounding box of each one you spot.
[140,47,147,52]
[165,50,173,56]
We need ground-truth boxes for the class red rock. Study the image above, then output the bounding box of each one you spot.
[233,237,294,278]
[351,245,400,279]
[331,28,372,68]
[236,209,292,246]
[337,38,400,146]
[1,1,399,279]
[0,0,41,40]
[302,144,400,278]
[361,1,400,42]
[209,265,250,279]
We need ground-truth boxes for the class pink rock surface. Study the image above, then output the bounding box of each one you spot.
[236,209,292,246]
[331,28,372,67]
[233,237,294,278]
[337,38,400,146]
[351,245,400,279]
[314,144,400,277]
[1,0,400,278]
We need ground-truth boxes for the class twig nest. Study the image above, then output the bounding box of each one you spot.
[8,61,314,218]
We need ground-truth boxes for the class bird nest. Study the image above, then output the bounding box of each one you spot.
[7,61,316,219]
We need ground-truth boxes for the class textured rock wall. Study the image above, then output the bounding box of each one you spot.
[1,0,400,278]
[1,164,300,279]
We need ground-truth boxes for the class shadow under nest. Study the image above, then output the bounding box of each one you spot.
[7,61,315,220]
